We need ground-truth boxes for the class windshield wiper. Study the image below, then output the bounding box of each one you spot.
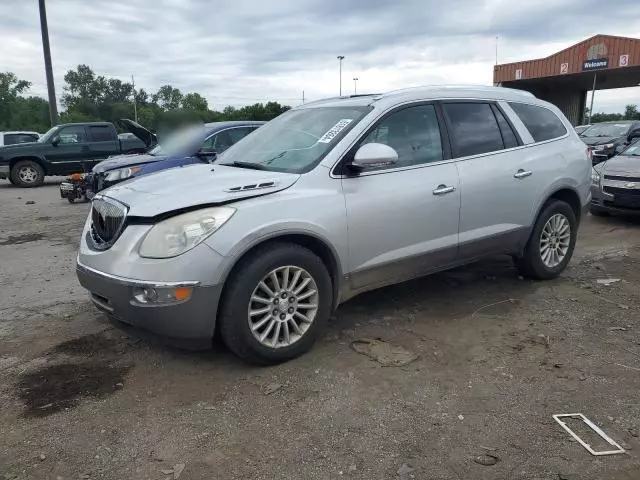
[228,161,268,170]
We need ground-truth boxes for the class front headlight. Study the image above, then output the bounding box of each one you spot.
[139,207,235,258]
[594,143,614,151]
[591,168,601,184]
[104,166,141,182]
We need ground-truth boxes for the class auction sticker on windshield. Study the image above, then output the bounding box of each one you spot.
[318,119,353,143]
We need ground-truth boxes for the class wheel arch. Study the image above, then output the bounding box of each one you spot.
[538,187,582,223]
[215,232,344,331]
[10,156,48,174]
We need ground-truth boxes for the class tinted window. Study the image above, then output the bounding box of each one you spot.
[508,102,567,142]
[4,133,38,145]
[57,125,87,144]
[228,127,257,143]
[205,127,258,153]
[360,104,444,169]
[443,103,504,157]
[89,125,115,142]
[492,105,519,148]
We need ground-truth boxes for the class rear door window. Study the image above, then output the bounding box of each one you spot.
[442,102,505,157]
[88,125,116,142]
[508,102,567,142]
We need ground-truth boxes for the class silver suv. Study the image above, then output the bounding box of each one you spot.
[76,86,591,364]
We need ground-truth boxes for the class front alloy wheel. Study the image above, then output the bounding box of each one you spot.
[248,266,319,349]
[220,243,332,364]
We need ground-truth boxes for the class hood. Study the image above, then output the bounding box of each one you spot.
[600,154,640,176]
[101,164,300,217]
[117,119,157,147]
[581,135,620,146]
[92,153,165,173]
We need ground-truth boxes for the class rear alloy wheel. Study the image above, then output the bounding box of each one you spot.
[516,200,577,280]
[10,160,45,187]
[219,243,332,364]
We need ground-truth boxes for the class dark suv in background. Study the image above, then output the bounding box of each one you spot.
[580,120,640,163]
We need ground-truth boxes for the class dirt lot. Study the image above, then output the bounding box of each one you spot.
[1,180,639,480]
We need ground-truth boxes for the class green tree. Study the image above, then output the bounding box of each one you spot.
[0,72,32,128]
[182,92,208,112]
[152,85,183,110]
[624,104,640,121]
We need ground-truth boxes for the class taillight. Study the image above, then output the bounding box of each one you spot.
[586,147,593,163]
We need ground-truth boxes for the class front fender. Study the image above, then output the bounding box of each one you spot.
[206,222,345,287]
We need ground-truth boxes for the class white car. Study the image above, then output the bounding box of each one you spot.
[0,131,40,146]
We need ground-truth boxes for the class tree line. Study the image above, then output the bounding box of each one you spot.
[587,104,640,124]
[0,65,291,134]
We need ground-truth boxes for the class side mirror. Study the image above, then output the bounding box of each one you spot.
[51,135,60,146]
[351,143,398,170]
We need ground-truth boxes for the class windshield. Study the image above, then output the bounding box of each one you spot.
[622,139,640,156]
[581,123,630,138]
[38,126,58,143]
[219,106,371,173]
[149,124,207,156]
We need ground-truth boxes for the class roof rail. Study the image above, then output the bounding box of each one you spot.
[382,84,536,98]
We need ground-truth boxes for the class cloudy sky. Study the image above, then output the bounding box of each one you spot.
[1,0,639,114]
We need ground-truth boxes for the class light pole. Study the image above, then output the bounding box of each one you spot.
[337,56,344,96]
[353,77,359,95]
[38,0,58,126]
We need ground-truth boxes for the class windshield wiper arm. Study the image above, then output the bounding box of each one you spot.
[228,161,268,170]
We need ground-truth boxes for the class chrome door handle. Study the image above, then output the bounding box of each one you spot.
[432,184,456,195]
[514,169,533,179]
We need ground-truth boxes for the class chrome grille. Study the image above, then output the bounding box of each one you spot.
[90,196,127,247]
[604,175,640,182]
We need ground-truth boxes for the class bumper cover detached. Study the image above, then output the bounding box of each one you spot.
[76,262,222,347]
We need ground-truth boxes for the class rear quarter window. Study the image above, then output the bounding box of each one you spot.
[508,102,567,142]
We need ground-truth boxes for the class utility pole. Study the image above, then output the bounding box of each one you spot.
[38,0,58,126]
[131,74,138,123]
[337,56,344,96]
[353,77,358,95]
[302,90,305,104]
[495,36,499,65]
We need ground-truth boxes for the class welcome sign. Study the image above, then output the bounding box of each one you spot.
[583,58,608,71]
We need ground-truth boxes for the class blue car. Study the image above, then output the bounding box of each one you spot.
[60,120,264,201]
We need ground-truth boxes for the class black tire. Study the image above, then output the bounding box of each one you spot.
[589,206,609,217]
[516,200,578,280]
[219,243,333,365]
[10,160,45,188]
[67,197,75,203]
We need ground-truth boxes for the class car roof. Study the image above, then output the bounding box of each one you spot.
[297,85,539,110]
[203,121,266,132]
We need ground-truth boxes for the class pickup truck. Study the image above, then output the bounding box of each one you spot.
[0,120,155,187]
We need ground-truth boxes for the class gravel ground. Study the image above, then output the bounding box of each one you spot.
[0,180,639,480]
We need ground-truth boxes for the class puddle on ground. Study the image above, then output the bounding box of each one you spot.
[0,233,44,245]
[52,332,123,357]
[17,361,132,418]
